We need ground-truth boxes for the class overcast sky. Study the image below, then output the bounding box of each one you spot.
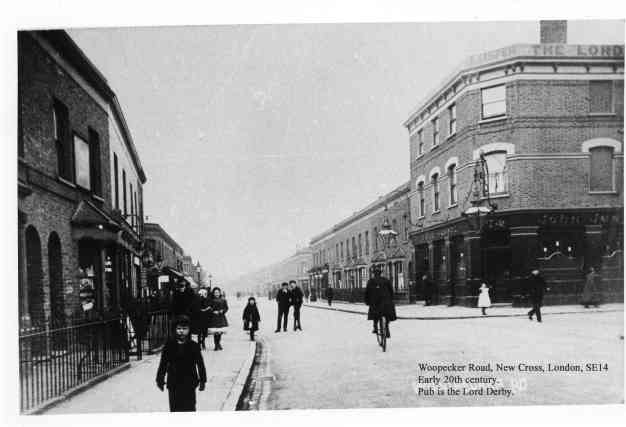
[68,20,624,285]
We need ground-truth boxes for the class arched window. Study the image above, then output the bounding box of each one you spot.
[417,181,425,217]
[484,151,508,194]
[48,232,64,328]
[432,173,440,212]
[448,164,457,205]
[25,226,44,328]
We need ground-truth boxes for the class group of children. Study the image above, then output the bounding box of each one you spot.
[156,294,262,412]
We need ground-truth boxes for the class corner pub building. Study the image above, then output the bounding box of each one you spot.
[405,21,623,307]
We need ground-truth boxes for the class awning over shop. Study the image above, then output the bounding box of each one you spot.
[184,276,200,289]
[162,266,184,278]
[388,247,407,261]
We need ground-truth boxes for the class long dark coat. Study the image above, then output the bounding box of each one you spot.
[207,297,229,328]
[171,289,196,317]
[191,296,211,335]
[242,304,261,331]
[276,288,291,309]
[365,276,397,322]
[290,287,304,306]
[582,271,602,304]
[156,339,207,389]
[526,273,547,304]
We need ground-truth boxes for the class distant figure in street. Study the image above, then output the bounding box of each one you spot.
[477,283,491,316]
[422,274,435,306]
[242,297,261,341]
[289,280,304,331]
[171,278,195,317]
[582,267,601,308]
[365,265,397,338]
[156,315,206,412]
[526,269,549,322]
[325,287,334,306]
[304,287,310,302]
[207,287,229,351]
[275,282,291,332]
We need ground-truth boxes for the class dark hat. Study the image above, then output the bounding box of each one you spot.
[173,314,191,327]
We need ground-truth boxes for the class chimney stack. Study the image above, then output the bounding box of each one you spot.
[540,20,567,44]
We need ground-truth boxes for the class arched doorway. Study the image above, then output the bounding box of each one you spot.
[25,226,45,328]
[48,232,64,328]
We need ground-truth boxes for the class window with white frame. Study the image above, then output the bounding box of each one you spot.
[432,173,440,212]
[432,117,439,147]
[589,146,615,192]
[484,151,508,194]
[448,164,457,205]
[481,85,506,119]
[418,129,424,156]
[417,182,425,217]
[74,134,91,189]
[448,104,457,135]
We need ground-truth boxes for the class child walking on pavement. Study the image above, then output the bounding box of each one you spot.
[242,297,261,341]
[155,315,206,412]
[478,283,491,316]
[207,287,229,350]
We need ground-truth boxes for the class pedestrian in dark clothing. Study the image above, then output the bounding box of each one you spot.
[526,269,548,322]
[243,297,261,341]
[422,274,434,306]
[325,287,334,306]
[581,267,601,308]
[171,278,195,317]
[156,315,206,412]
[365,266,397,338]
[207,287,229,351]
[289,280,304,331]
[193,288,211,350]
[275,282,291,332]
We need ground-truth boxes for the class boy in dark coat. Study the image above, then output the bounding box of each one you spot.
[156,315,207,412]
[242,297,261,340]
[275,282,291,332]
[289,280,304,331]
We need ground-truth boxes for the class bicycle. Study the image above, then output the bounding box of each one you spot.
[375,316,388,352]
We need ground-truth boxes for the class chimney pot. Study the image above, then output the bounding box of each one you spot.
[540,20,567,44]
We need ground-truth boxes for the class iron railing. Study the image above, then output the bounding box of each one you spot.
[19,316,130,413]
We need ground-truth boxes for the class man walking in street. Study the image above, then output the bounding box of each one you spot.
[325,286,334,306]
[275,282,291,332]
[526,269,548,323]
[289,280,304,331]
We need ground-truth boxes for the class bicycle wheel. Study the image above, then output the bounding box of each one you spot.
[377,317,387,352]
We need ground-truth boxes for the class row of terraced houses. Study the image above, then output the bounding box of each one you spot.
[241,21,624,307]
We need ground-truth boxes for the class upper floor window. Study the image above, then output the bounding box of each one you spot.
[346,239,350,259]
[365,231,370,255]
[403,215,409,240]
[432,117,440,147]
[53,99,72,181]
[481,85,506,118]
[448,164,457,205]
[373,227,378,252]
[418,129,424,156]
[432,173,440,212]
[417,181,425,217]
[74,134,91,190]
[484,151,508,194]
[113,153,120,209]
[340,242,344,261]
[352,237,357,259]
[88,129,101,196]
[358,233,362,257]
[589,81,614,114]
[122,169,127,215]
[589,146,615,192]
[448,104,457,135]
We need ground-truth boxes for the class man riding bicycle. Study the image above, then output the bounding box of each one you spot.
[365,265,397,338]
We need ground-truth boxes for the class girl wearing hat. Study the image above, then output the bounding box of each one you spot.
[207,287,229,351]
[477,282,491,315]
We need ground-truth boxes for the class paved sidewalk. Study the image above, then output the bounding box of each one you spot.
[45,330,256,414]
[305,300,624,319]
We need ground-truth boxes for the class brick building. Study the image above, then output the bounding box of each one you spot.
[18,30,147,329]
[404,21,624,306]
[143,222,185,292]
[309,182,414,303]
